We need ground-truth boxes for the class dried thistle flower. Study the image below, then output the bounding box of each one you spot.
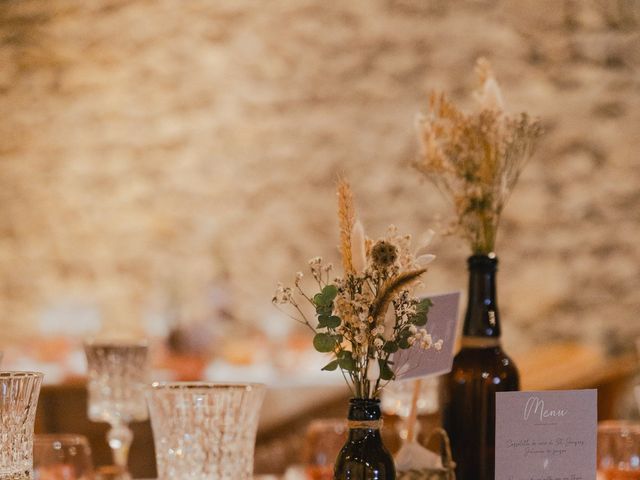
[370,240,398,268]
[414,58,543,254]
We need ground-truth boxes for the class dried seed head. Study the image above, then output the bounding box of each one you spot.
[370,241,398,268]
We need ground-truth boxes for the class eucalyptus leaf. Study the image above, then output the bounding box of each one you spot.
[313,293,328,307]
[324,316,341,328]
[313,333,336,353]
[321,359,339,371]
[411,312,428,327]
[338,353,356,371]
[317,315,330,328]
[379,359,395,381]
[321,285,338,302]
[410,298,432,326]
[316,305,333,316]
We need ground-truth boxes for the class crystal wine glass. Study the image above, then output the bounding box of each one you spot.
[83,340,149,480]
[0,371,44,480]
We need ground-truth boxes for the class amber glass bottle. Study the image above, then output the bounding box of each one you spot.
[334,398,395,480]
[442,254,520,480]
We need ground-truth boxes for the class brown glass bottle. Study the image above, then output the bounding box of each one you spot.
[442,254,519,480]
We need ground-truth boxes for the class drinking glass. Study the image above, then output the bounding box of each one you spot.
[33,434,94,480]
[83,341,149,480]
[597,420,640,480]
[146,382,266,480]
[0,371,44,480]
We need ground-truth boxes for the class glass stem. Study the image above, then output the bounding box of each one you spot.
[107,421,133,478]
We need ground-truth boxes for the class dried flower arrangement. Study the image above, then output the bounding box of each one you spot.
[414,58,543,254]
[273,179,440,399]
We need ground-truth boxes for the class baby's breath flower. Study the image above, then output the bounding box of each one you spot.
[272,283,293,304]
[421,333,433,349]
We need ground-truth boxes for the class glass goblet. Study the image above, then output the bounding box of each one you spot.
[83,340,149,480]
[33,434,94,480]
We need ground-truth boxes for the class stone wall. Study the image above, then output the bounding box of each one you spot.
[0,0,639,351]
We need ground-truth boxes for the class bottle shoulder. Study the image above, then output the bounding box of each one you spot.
[452,346,519,376]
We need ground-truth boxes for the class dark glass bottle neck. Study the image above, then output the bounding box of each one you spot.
[346,398,382,440]
[347,398,382,421]
[463,254,501,339]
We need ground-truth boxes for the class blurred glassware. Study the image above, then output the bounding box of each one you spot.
[83,340,149,480]
[597,421,640,480]
[302,419,347,480]
[0,371,44,480]
[381,377,439,440]
[93,466,124,480]
[33,434,94,480]
[146,382,265,480]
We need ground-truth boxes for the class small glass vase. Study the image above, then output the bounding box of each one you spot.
[146,382,266,480]
[334,398,396,480]
[0,371,44,480]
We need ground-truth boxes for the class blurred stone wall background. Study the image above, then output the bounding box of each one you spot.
[0,0,639,351]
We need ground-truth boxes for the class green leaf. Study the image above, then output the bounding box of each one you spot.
[397,334,411,349]
[338,353,356,372]
[316,304,333,316]
[321,360,339,371]
[313,333,336,353]
[321,285,338,302]
[411,313,427,327]
[313,293,328,307]
[379,359,395,381]
[410,298,432,326]
[417,298,433,313]
[317,315,330,328]
[324,316,341,328]
[383,341,398,354]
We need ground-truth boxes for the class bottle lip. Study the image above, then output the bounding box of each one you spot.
[467,253,498,269]
[349,397,381,405]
